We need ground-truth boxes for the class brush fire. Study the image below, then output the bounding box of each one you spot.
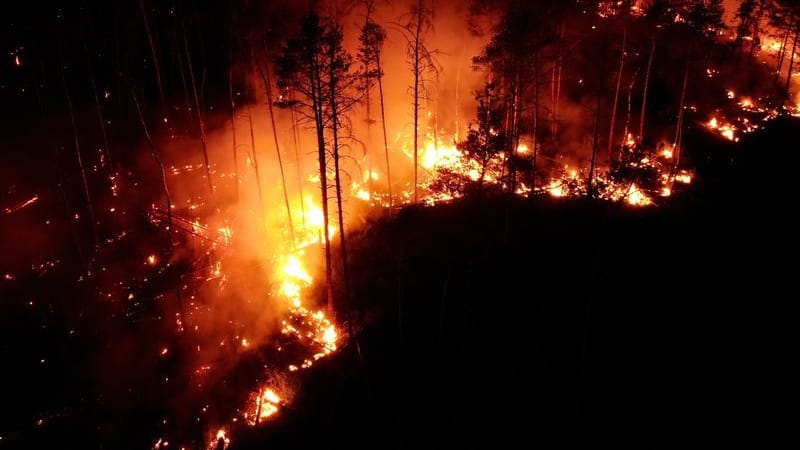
[1,0,798,449]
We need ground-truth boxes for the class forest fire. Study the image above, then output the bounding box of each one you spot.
[2,0,798,449]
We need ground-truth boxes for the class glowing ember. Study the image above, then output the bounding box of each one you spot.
[516,143,529,154]
[146,254,158,266]
[675,172,692,184]
[3,194,39,214]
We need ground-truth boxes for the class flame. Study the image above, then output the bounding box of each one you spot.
[147,254,158,266]
[625,184,652,207]
[675,172,692,184]
[208,429,230,450]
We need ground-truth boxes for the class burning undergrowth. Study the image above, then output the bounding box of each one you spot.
[2,0,800,449]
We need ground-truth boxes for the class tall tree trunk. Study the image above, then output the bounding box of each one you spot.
[329,48,352,338]
[412,0,424,204]
[228,69,239,202]
[673,60,690,172]
[776,25,791,83]
[248,45,266,221]
[607,28,626,165]
[639,34,655,142]
[784,25,799,101]
[131,89,174,251]
[310,51,335,317]
[623,69,638,146]
[62,66,98,244]
[183,22,214,197]
[259,47,296,247]
[552,22,565,141]
[290,100,306,228]
[81,30,112,166]
[139,0,168,120]
[228,24,239,201]
[531,51,539,190]
[376,56,393,212]
[588,25,608,198]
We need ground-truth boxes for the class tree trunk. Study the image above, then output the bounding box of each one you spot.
[412,0,424,204]
[290,100,307,228]
[776,25,791,83]
[329,47,352,338]
[139,0,167,120]
[182,22,214,197]
[310,51,335,317]
[639,34,655,142]
[131,88,174,251]
[552,22,565,141]
[228,25,239,201]
[673,60,690,172]
[259,50,296,247]
[247,47,266,222]
[62,66,98,245]
[784,25,799,101]
[531,51,539,190]
[228,69,239,202]
[377,56,393,212]
[607,28,626,165]
[588,25,608,198]
[81,31,112,167]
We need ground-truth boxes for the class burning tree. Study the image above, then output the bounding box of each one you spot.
[358,0,393,210]
[277,11,362,318]
[402,0,438,204]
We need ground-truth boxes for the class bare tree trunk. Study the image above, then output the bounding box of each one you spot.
[131,88,174,251]
[607,28,626,165]
[312,55,335,317]
[259,48,296,247]
[673,60,690,172]
[776,25,791,82]
[248,46,266,220]
[376,56,393,212]
[588,26,608,198]
[228,25,239,201]
[61,66,98,244]
[639,34,655,142]
[290,100,307,228]
[784,26,799,101]
[412,0,424,204]
[531,51,539,190]
[81,30,112,166]
[329,57,352,338]
[177,45,193,123]
[139,0,167,120]
[228,76,239,202]
[182,22,214,197]
[245,108,265,222]
[623,69,638,146]
[552,22,565,141]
